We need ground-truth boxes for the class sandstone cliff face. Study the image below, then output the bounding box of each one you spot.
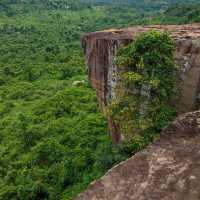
[82,24,200,142]
[76,110,200,200]
[82,24,200,111]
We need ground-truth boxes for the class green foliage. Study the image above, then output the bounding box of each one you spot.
[162,4,200,23]
[0,0,199,199]
[0,1,149,199]
[108,31,177,142]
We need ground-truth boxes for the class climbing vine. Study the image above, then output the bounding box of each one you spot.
[107,30,177,143]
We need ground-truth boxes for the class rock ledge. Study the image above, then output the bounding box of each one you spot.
[76,111,200,200]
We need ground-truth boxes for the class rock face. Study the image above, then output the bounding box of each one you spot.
[76,111,200,200]
[82,24,200,142]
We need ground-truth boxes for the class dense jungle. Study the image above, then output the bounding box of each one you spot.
[0,0,200,199]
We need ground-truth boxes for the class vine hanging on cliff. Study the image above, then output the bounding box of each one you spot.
[107,30,177,143]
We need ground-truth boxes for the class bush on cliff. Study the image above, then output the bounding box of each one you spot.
[107,30,177,147]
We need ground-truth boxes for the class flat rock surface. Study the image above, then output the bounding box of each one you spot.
[83,24,200,40]
[76,111,200,200]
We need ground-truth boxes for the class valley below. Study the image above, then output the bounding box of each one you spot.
[0,1,200,200]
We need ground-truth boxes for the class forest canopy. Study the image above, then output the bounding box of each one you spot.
[0,0,200,200]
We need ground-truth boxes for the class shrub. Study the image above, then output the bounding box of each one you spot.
[107,30,177,142]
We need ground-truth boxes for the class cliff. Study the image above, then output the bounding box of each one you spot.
[76,110,200,200]
[77,25,200,199]
[82,24,200,142]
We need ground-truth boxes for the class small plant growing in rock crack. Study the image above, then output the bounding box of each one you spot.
[106,30,178,150]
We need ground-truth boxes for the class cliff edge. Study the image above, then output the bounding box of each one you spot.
[76,110,200,200]
[82,24,200,142]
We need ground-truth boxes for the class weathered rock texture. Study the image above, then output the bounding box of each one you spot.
[82,24,200,142]
[76,110,200,200]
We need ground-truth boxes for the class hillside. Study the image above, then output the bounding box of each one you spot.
[0,1,200,200]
